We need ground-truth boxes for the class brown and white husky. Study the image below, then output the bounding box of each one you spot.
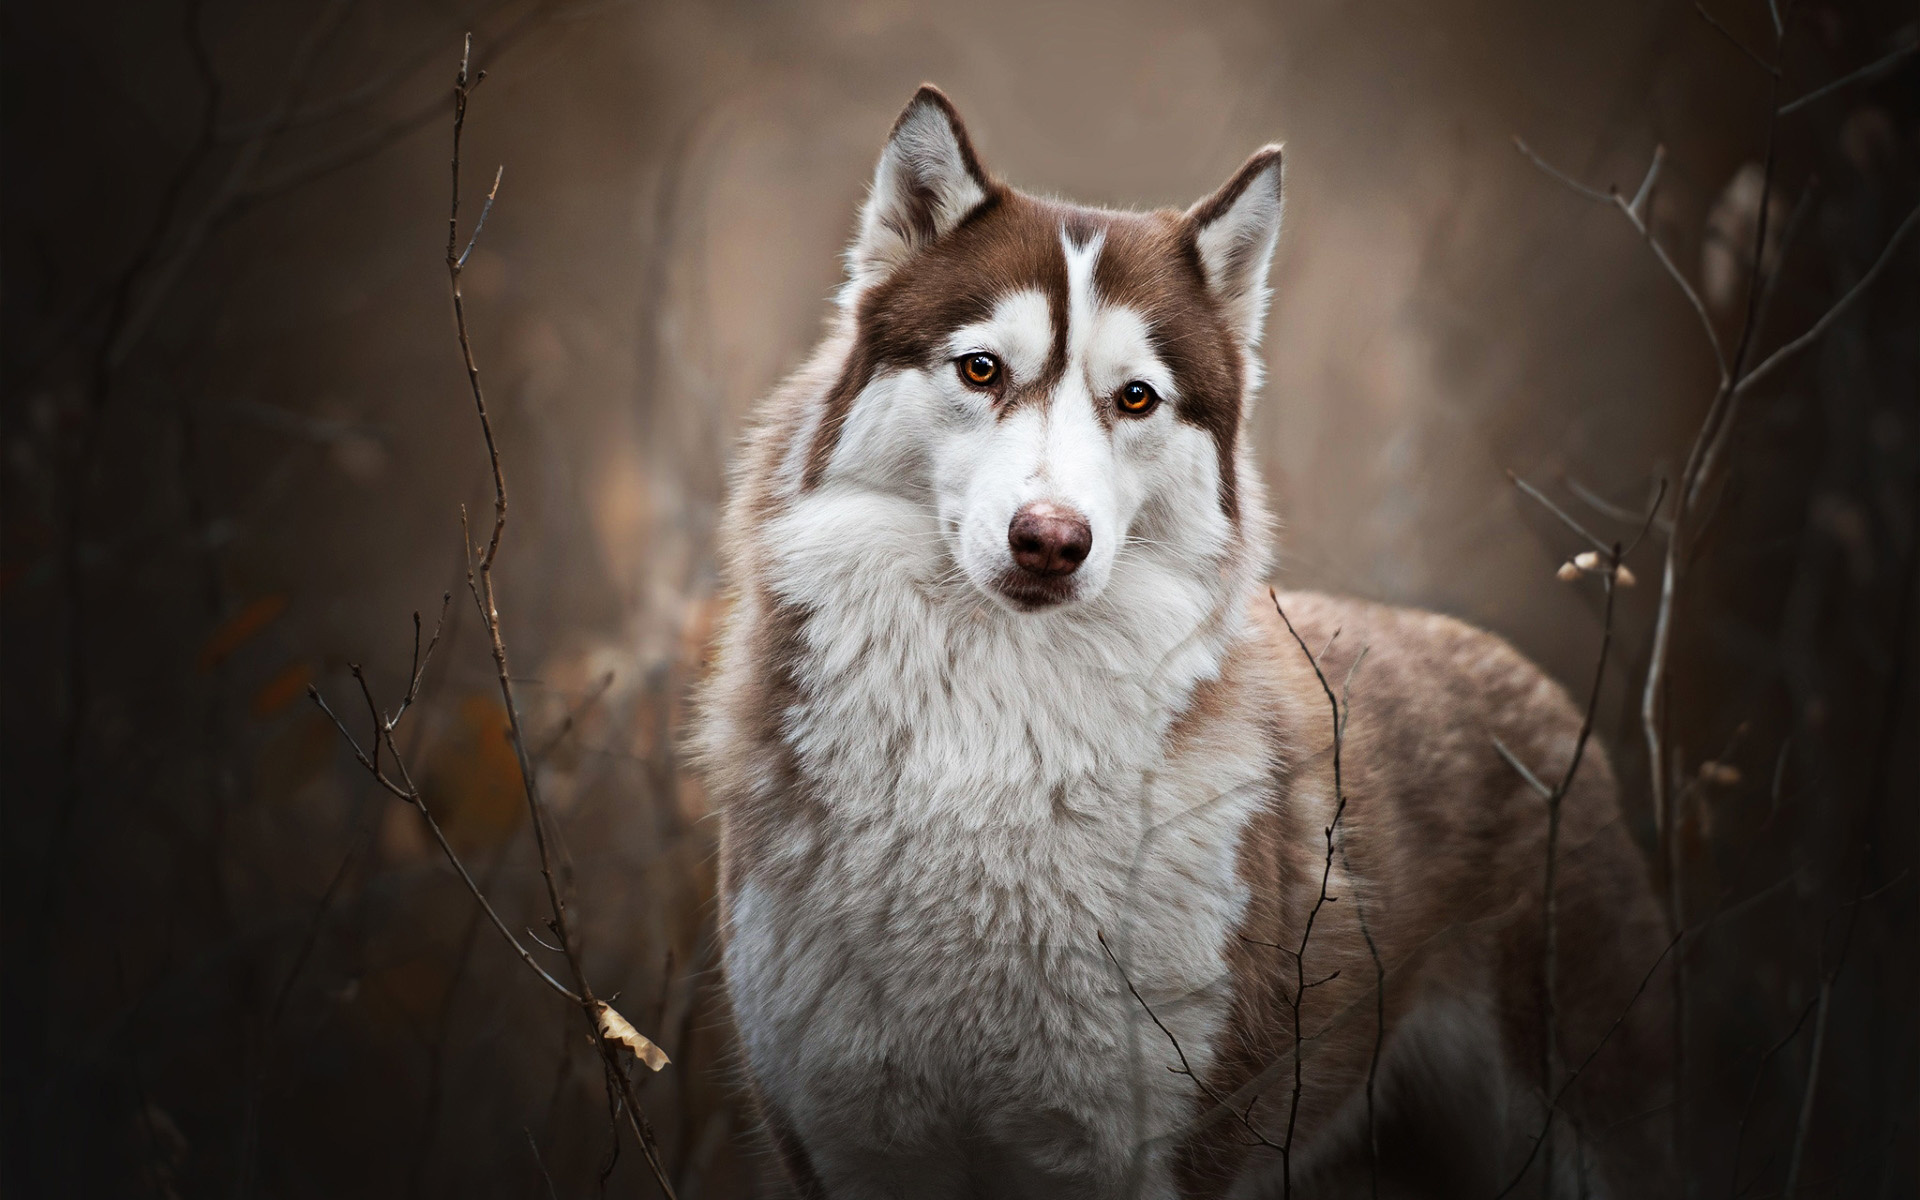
[692,85,1672,1200]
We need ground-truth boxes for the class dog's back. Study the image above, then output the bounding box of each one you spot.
[1186,591,1672,1198]
[693,86,1671,1199]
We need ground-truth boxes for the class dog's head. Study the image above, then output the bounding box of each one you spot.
[798,86,1282,613]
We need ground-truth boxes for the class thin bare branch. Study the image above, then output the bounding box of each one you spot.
[1517,137,1730,382]
[457,165,504,270]
[1098,931,1281,1155]
[108,0,356,369]
[224,5,551,218]
[1779,39,1919,114]
[1623,478,1671,563]
[1727,989,1821,1199]
[1508,471,1611,555]
[1531,533,1627,1184]
[217,3,509,141]
[306,686,393,793]
[391,591,453,726]
[1636,216,1730,385]
[1694,3,1781,76]
[1749,179,1819,351]
[1270,591,1367,1198]
[1492,737,1554,800]
[1494,933,1684,1198]
[1779,980,1831,1199]
[305,35,679,1196]
[1625,141,1666,224]
[438,37,677,1195]
[1512,137,1614,205]
[308,678,584,1003]
[1566,475,1672,533]
[526,1127,561,1200]
[535,670,618,762]
[1733,202,1920,399]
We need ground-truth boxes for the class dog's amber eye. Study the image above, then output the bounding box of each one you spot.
[958,353,1002,388]
[1116,381,1159,415]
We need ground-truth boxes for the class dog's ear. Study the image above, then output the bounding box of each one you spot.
[845,85,993,301]
[1184,145,1284,347]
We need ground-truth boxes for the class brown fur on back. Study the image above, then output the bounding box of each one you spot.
[1174,591,1671,1197]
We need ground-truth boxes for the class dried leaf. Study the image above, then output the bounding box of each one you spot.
[1615,564,1637,588]
[594,1000,670,1071]
[1573,550,1602,571]
[1556,561,1582,582]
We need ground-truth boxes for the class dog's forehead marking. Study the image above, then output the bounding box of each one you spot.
[1061,226,1105,365]
[803,192,1247,521]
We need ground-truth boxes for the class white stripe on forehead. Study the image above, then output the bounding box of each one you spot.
[1061,227,1106,364]
[1061,225,1179,405]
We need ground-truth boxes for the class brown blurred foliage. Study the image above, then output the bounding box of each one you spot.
[3,0,1915,1195]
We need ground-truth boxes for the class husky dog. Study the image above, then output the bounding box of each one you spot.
[693,86,1671,1199]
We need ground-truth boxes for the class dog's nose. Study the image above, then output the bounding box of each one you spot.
[1008,503,1092,577]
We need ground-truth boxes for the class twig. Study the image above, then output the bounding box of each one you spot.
[392,593,453,727]
[222,4,552,219]
[1493,738,1554,800]
[1330,646,1386,1200]
[1744,179,1821,373]
[1508,471,1611,555]
[217,2,508,140]
[1497,478,1661,1189]
[1779,40,1919,114]
[1781,977,1833,1197]
[1269,592,1367,1199]
[1493,933,1685,1198]
[535,670,617,761]
[1694,3,1781,76]
[527,1127,561,1200]
[1511,137,1613,205]
[308,35,678,1196]
[1566,475,1674,535]
[1097,931,1281,1156]
[1512,138,1730,386]
[439,34,676,1195]
[1714,870,1896,1198]
[1642,62,1782,891]
[310,680,581,1000]
[1726,990,1821,1199]
[107,0,355,369]
[1732,202,1920,400]
[1646,195,1917,873]
[457,165,504,270]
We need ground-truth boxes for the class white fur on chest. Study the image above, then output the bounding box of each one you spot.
[723,490,1273,1196]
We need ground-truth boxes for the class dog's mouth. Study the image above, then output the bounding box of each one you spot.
[988,568,1080,611]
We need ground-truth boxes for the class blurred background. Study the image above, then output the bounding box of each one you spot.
[3,0,1915,1195]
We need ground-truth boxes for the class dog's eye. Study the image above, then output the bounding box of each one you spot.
[957,353,1003,389]
[1116,381,1159,415]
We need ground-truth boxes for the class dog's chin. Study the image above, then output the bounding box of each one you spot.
[980,568,1085,613]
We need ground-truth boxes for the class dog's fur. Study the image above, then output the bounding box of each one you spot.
[692,86,1671,1199]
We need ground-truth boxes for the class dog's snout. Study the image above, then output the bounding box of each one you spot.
[1008,503,1092,577]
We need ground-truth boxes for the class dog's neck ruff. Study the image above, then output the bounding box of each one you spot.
[760,482,1254,826]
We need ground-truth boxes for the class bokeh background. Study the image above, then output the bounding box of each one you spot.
[4,0,1915,1195]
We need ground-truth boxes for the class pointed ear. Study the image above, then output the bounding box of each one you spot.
[846,85,994,299]
[1184,145,1285,346]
